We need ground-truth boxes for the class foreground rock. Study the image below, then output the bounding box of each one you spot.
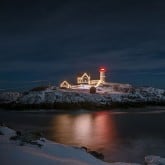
[145,155,165,165]
[1,126,165,165]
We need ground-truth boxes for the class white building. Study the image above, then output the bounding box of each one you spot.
[60,67,106,89]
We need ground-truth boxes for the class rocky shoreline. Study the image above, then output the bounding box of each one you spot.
[1,125,165,165]
[1,101,165,111]
[0,86,165,110]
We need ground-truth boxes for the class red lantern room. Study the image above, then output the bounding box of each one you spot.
[99,67,106,82]
[99,67,106,72]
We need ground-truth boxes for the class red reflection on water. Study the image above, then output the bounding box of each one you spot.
[50,111,118,150]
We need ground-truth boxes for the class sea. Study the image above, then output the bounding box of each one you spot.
[0,107,165,163]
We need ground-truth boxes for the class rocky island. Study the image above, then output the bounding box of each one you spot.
[1,67,164,110]
[0,84,165,110]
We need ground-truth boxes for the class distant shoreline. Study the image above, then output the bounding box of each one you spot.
[0,101,165,111]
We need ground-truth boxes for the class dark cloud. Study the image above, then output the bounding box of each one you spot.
[0,0,165,90]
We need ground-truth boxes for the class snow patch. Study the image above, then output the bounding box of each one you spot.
[145,155,165,165]
[0,126,16,136]
[1,127,165,165]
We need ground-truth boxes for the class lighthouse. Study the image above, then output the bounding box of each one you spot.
[99,67,106,82]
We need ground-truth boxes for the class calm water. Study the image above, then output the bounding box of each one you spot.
[0,107,165,163]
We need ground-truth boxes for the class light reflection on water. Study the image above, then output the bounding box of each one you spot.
[48,110,165,163]
[50,111,118,150]
[0,108,165,163]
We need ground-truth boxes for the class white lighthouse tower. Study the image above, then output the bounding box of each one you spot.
[99,67,106,83]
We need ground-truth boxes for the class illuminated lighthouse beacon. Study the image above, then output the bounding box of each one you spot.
[99,67,106,83]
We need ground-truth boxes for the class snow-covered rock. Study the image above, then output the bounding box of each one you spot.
[0,127,107,165]
[0,126,16,137]
[18,90,111,106]
[0,85,164,108]
[1,126,165,165]
[0,126,141,165]
[145,155,165,165]
[19,91,45,104]
[0,92,21,103]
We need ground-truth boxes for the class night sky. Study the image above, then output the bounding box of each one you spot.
[0,0,165,91]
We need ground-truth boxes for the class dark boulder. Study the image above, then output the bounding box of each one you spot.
[88,150,104,160]
[90,87,96,94]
